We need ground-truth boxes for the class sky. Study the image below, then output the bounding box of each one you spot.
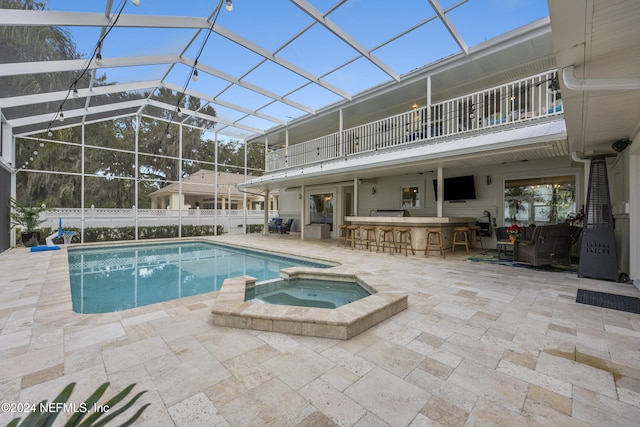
[42,0,549,138]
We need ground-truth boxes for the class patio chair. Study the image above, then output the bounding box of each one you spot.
[277,218,294,234]
[495,227,509,244]
[513,224,578,266]
[268,218,282,233]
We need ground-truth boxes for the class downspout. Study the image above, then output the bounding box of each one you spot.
[562,65,640,91]
[571,151,590,208]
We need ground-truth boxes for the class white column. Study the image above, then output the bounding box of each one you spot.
[264,135,270,235]
[170,193,181,210]
[81,123,85,243]
[354,178,359,216]
[9,133,17,247]
[300,185,305,240]
[264,188,270,236]
[437,167,443,217]
[134,116,139,241]
[629,141,640,289]
[214,132,219,235]
[243,138,247,234]
[178,124,183,237]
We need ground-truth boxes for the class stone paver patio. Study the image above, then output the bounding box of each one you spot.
[1,234,639,426]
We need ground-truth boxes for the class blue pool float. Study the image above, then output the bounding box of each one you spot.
[30,245,60,252]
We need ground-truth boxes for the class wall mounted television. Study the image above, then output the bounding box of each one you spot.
[433,175,477,201]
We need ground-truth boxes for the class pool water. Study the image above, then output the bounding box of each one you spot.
[67,241,332,313]
[245,278,372,309]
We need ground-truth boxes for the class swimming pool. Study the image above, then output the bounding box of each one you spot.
[67,241,333,313]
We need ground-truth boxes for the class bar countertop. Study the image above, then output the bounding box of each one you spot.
[345,216,477,225]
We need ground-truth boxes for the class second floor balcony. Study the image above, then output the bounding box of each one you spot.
[266,70,563,172]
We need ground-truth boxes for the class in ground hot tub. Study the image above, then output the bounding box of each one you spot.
[245,277,372,309]
[212,269,407,339]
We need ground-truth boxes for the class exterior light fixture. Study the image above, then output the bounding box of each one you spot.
[226,0,233,12]
[95,52,102,66]
[192,69,199,82]
[39,142,44,147]
[47,129,52,137]
[72,85,78,97]
[58,112,64,122]
[166,132,172,139]
[177,107,183,117]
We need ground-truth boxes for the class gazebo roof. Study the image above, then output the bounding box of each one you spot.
[148,170,265,198]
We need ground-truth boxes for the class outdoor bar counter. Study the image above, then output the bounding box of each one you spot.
[344,216,477,251]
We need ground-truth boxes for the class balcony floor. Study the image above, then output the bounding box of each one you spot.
[1,234,639,426]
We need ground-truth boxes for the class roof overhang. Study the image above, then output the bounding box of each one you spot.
[549,0,640,156]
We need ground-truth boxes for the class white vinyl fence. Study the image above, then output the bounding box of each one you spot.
[42,207,279,236]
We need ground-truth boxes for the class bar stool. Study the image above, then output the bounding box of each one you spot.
[377,226,395,255]
[337,224,349,247]
[358,225,377,251]
[424,227,445,258]
[345,225,360,250]
[468,225,484,249]
[395,227,415,256]
[452,226,470,254]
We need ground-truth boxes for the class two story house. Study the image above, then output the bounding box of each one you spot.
[241,2,639,287]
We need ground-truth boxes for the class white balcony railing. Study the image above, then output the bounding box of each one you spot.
[267,70,562,171]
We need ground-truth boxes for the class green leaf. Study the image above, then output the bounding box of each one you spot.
[76,384,148,427]
[65,382,110,426]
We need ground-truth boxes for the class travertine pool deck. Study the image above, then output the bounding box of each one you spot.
[1,233,640,426]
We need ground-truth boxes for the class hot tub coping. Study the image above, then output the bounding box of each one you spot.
[211,269,408,340]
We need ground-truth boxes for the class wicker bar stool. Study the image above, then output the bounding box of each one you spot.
[452,226,470,254]
[358,225,377,251]
[468,224,484,249]
[377,226,395,255]
[424,227,445,258]
[395,227,415,256]
[337,224,349,247]
[345,225,360,250]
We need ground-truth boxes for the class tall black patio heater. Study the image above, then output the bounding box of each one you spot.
[578,156,618,281]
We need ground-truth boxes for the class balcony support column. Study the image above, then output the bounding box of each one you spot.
[263,188,270,237]
[354,177,359,217]
[300,185,305,240]
[436,167,443,218]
